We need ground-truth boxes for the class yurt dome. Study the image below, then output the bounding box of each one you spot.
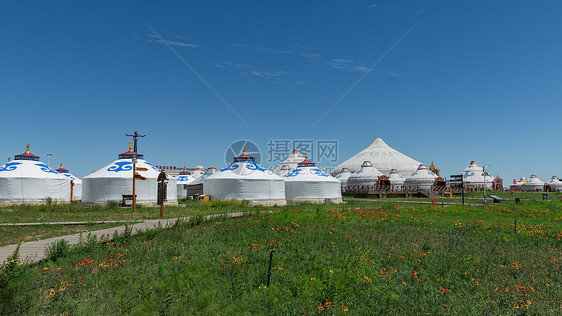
[388,168,405,189]
[521,175,544,192]
[346,161,384,192]
[203,146,286,205]
[176,168,195,198]
[191,165,206,178]
[546,176,562,192]
[334,138,421,177]
[274,149,305,173]
[461,161,494,189]
[56,163,82,200]
[404,164,437,190]
[0,144,71,202]
[284,155,342,203]
[190,167,217,185]
[82,143,177,205]
[277,165,293,177]
[335,168,352,191]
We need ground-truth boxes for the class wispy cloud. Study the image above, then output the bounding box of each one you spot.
[327,59,372,72]
[147,33,199,48]
[216,61,285,81]
[381,71,401,77]
[294,81,304,86]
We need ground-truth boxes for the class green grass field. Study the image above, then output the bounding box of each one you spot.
[1,200,560,314]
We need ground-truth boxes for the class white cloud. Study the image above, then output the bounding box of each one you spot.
[147,33,199,48]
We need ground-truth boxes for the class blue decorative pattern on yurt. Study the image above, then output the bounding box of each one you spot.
[0,162,21,172]
[107,161,133,172]
[35,163,59,174]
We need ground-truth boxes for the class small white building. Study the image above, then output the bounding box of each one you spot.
[546,176,562,192]
[461,161,494,189]
[388,168,405,190]
[176,168,195,198]
[335,168,352,191]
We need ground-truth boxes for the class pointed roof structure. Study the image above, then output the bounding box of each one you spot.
[274,148,305,173]
[334,138,421,177]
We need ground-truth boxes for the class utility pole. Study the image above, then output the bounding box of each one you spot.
[483,164,491,204]
[125,131,146,153]
[46,153,53,168]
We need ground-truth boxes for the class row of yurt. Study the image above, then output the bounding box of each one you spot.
[202,148,341,204]
[82,144,177,205]
[521,175,544,192]
[0,144,71,202]
[341,160,437,193]
[186,167,217,197]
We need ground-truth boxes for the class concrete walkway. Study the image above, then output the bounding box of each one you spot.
[0,220,139,227]
[0,212,247,264]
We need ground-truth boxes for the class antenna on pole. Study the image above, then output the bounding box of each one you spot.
[125,131,146,153]
[46,153,53,168]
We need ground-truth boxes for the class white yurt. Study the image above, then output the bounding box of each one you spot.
[277,165,293,177]
[509,177,526,190]
[186,167,217,197]
[0,144,71,202]
[521,175,544,192]
[546,176,562,192]
[284,155,342,203]
[335,168,352,191]
[82,143,177,205]
[345,161,383,193]
[461,161,494,189]
[191,165,206,178]
[274,149,305,173]
[176,168,195,198]
[203,147,286,205]
[404,164,438,190]
[388,168,405,190]
[56,163,82,200]
[334,138,421,177]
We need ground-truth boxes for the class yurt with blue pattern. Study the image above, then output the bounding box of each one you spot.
[82,143,177,205]
[284,155,342,203]
[203,147,286,205]
[0,144,71,202]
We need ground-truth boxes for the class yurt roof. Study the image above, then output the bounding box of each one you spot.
[207,160,281,180]
[526,175,543,185]
[0,159,70,180]
[334,138,421,176]
[547,176,560,184]
[347,161,384,180]
[274,148,305,173]
[284,157,339,183]
[406,164,438,181]
[388,168,405,184]
[13,143,40,161]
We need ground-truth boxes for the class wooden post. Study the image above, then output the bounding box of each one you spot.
[70,180,74,202]
[132,158,136,213]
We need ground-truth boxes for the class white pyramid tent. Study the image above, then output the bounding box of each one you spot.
[82,143,177,205]
[388,168,405,189]
[346,161,383,192]
[546,176,562,192]
[334,168,352,191]
[274,149,305,173]
[56,163,82,200]
[0,144,71,202]
[175,169,195,198]
[335,138,421,177]
[461,161,494,189]
[204,147,286,205]
[284,155,342,203]
[521,175,544,192]
[404,164,437,190]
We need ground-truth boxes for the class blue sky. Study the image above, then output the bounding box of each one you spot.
[1,1,561,183]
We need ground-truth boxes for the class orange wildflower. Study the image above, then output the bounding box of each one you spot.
[343,307,348,311]
[317,306,324,311]
[49,290,55,295]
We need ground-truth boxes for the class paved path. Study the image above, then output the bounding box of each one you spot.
[0,212,247,264]
[0,220,139,227]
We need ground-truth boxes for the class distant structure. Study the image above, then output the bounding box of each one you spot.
[493,175,503,191]
[428,162,440,177]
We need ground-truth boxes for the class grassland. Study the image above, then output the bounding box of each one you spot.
[1,200,560,314]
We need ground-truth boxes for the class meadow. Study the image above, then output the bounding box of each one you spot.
[1,200,560,314]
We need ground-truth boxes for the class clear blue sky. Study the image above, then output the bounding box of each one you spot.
[1,1,561,183]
